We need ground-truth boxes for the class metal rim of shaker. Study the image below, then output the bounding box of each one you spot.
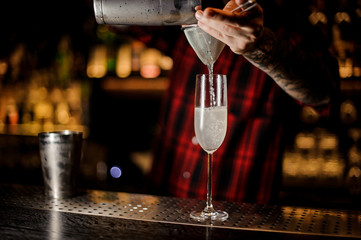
[181,24,199,31]
[38,130,83,137]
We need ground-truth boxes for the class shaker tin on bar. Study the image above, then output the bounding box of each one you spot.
[38,131,83,199]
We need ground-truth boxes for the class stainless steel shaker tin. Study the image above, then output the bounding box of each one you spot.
[93,0,201,25]
[38,131,83,199]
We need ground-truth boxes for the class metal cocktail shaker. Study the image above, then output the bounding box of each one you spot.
[38,131,83,199]
[93,0,201,26]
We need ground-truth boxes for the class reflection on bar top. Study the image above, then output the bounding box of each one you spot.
[0,183,360,238]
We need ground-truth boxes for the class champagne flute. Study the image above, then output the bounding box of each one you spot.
[191,74,228,221]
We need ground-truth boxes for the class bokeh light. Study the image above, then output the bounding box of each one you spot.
[110,166,122,178]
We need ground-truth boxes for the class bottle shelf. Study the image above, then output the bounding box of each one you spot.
[100,76,169,97]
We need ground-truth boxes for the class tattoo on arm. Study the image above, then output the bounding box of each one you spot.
[243,28,332,106]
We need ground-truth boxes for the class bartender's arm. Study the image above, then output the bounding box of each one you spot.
[195,0,339,106]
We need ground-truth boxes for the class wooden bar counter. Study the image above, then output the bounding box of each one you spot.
[0,184,360,239]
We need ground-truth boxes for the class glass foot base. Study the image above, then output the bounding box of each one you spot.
[190,210,228,221]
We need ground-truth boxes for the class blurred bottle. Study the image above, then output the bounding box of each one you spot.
[308,0,329,39]
[340,99,358,125]
[352,0,361,77]
[56,35,74,87]
[332,0,361,79]
[345,129,361,195]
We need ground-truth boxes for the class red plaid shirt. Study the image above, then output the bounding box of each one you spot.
[149,36,301,204]
[147,3,338,205]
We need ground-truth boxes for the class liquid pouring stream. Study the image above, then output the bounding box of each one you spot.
[183,25,224,106]
[183,1,257,106]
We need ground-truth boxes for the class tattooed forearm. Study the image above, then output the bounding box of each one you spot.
[243,28,332,106]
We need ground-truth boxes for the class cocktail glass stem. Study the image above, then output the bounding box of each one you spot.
[205,153,215,214]
[190,151,228,221]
